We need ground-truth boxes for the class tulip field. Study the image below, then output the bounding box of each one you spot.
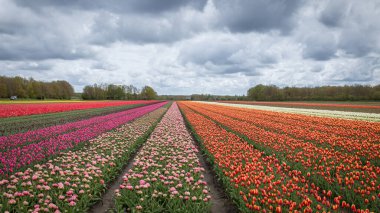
[114,103,211,212]
[178,101,380,212]
[0,100,157,118]
[214,101,380,122]
[220,101,380,113]
[1,100,379,212]
[0,103,148,136]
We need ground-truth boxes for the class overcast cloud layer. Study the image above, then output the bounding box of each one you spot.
[0,0,379,95]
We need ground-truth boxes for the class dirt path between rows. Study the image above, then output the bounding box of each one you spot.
[89,144,145,213]
[89,105,170,213]
[191,133,239,213]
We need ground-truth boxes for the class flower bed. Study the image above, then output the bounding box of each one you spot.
[208,101,380,122]
[0,104,168,212]
[192,102,380,161]
[219,101,380,112]
[0,102,167,175]
[0,103,147,136]
[114,103,211,212]
[179,101,380,212]
[0,100,158,118]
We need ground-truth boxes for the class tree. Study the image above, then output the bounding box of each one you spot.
[247,84,266,101]
[59,81,74,99]
[0,80,7,98]
[140,86,157,100]
[106,84,125,100]
[82,84,106,100]
[81,83,143,100]
[247,84,380,101]
[0,75,74,99]
[125,85,139,100]
[13,76,27,98]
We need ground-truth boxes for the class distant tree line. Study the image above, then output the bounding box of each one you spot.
[157,94,246,101]
[247,84,380,101]
[0,76,74,99]
[190,94,245,101]
[157,95,189,100]
[82,84,158,100]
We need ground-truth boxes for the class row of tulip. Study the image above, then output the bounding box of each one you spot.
[114,103,211,212]
[0,103,160,151]
[211,102,380,136]
[207,101,380,122]
[0,100,83,104]
[0,100,157,118]
[194,102,380,162]
[220,101,380,110]
[180,101,380,212]
[0,104,168,212]
[213,103,380,134]
[178,102,340,212]
[0,103,147,136]
[0,102,167,175]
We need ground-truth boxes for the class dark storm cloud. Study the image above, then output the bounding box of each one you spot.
[0,26,92,60]
[14,0,207,14]
[302,32,337,61]
[319,0,380,57]
[319,0,350,27]
[0,1,93,61]
[338,27,377,57]
[214,0,301,33]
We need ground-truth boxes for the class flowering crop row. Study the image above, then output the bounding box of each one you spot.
[194,102,380,162]
[0,100,84,104]
[210,101,380,122]
[0,103,147,136]
[178,102,342,212]
[0,103,159,151]
[0,102,167,175]
[220,101,380,110]
[183,101,380,212]
[0,104,168,212]
[114,103,211,212]
[0,100,158,118]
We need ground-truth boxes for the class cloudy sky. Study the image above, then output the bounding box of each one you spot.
[0,0,379,95]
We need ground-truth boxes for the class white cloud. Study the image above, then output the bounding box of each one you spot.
[0,0,379,95]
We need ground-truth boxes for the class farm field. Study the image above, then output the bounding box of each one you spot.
[0,103,151,136]
[178,101,380,212]
[1,102,170,212]
[1,100,379,212]
[0,100,158,118]
[210,101,380,122]
[1,0,378,212]
[114,103,212,212]
[0,100,84,104]
[219,101,380,113]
